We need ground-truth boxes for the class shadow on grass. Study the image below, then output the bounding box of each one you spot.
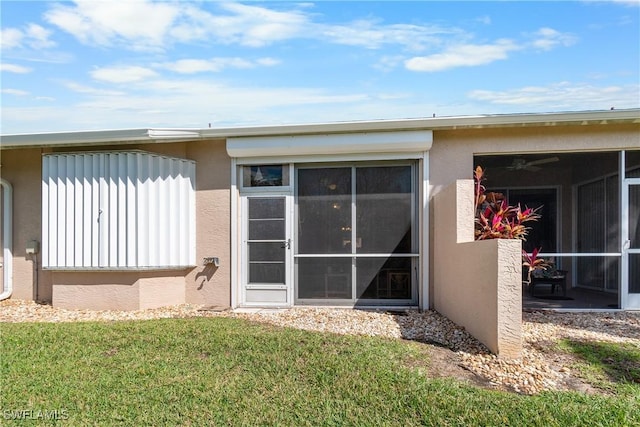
[561,339,640,386]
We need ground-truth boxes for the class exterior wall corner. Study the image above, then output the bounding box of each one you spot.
[433,179,523,357]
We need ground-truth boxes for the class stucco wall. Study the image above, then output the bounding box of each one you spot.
[1,139,231,310]
[0,148,53,301]
[185,140,231,307]
[433,180,522,357]
[52,271,187,310]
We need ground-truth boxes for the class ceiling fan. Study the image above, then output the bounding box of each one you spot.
[504,156,560,172]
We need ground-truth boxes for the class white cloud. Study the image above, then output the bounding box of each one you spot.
[320,20,456,51]
[155,57,278,74]
[62,81,125,96]
[212,2,309,47]
[156,59,246,74]
[529,27,577,51]
[373,55,406,72]
[405,39,519,72]
[1,28,23,49]
[7,77,373,131]
[468,82,640,110]
[25,24,56,49]
[0,63,33,73]
[1,88,30,96]
[41,1,458,52]
[607,0,640,6]
[45,0,179,50]
[90,66,158,83]
[256,57,281,67]
[44,0,307,50]
[127,78,369,108]
[1,24,55,50]
[63,81,126,96]
[404,26,577,72]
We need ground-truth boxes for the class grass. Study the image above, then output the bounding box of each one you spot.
[557,339,640,395]
[1,317,639,426]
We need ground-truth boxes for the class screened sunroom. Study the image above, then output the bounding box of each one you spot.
[475,150,640,310]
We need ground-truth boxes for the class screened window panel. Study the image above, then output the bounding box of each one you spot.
[576,256,620,291]
[248,198,285,241]
[577,180,605,252]
[356,257,412,299]
[297,168,352,254]
[249,242,285,262]
[249,198,285,219]
[630,184,640,249]
[42,152,195,269]
[605,175,620,253]
[630,254,640,294]
[626,151,640,178]
[297,257,352,299]
[249,263,285,284]
[356,166,412,254]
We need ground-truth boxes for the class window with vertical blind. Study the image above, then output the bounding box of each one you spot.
[42,151,196,269]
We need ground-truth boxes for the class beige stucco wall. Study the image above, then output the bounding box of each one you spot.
[433,179,522,357]
[52,271,187,310]
[0,139,231,310]
[0,148,53,301]
[184,140,231,307]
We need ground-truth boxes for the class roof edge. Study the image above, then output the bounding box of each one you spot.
[1,109,638,149]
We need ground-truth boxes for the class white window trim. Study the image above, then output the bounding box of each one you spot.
[231,152,429,308]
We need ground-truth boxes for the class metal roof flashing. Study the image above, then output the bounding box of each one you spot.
[1,109,638,149]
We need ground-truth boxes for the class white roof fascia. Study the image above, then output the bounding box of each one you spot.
[0,128,202,149]
[1,109,638,149]
[202,109,640,139]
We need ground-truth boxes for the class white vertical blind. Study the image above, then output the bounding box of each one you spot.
[42,151,195,269]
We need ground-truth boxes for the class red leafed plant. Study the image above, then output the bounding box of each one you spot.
[522,247,550,282]
[474,166,548,279]
[473,166,541,241]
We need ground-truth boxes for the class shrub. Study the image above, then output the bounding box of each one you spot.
[473,166,541,241]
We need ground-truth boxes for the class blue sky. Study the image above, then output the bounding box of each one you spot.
[1,1,639,134]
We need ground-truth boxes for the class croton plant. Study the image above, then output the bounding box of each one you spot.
[473,166,549,279]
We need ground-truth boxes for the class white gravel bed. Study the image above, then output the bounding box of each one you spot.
[2,299,638,395]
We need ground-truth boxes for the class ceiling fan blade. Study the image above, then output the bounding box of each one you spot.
[525,156,560,167]
[524,165,542,172]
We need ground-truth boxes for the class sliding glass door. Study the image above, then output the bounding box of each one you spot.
[295,163,418,305]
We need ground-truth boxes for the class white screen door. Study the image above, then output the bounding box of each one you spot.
[623,179,640,309]
[241,195,292,306]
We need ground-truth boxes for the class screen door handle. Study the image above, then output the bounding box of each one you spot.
[281,239,291,249]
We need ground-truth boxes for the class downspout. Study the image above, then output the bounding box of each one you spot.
[0,178,13,300]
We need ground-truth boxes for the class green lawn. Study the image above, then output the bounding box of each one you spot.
[557,339,640,395]
[1,317,638,426]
